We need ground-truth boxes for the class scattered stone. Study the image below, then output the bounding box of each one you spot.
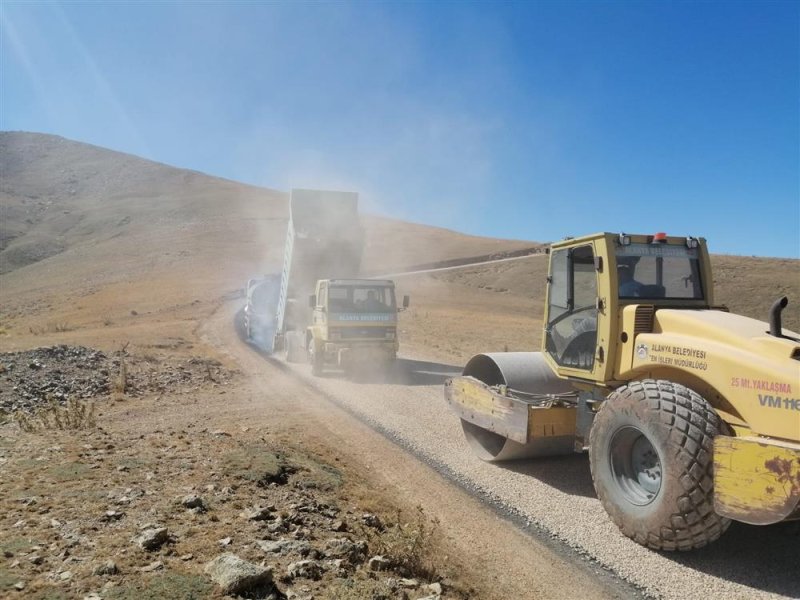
[181,494,206,511]
[242,506,272,521]
[211,430,230,437]
[287,559,323,580]
[102,510,124,521]
[92,560,119,576]
[139,561,163,572]
[218,537,232,547]
[331,519,347,532]
[135,527,169,551]
[324,538,367,563]
[266,518,288,534]
[0,345,234,414]
[256,539,310,556]
[59,570,73,581]
[50,518,63,528]
[398,578,420,589]
[205,553,273,595]
[28,554,44,565]
[13,582,25,591]
[362,513,383,529]
[180,553,194,561]
[425,582,444,595]
[324,558,347,576]
[368,555,392,572]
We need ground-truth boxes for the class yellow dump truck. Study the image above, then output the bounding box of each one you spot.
[445,232,799,550]
[306,278,409,375]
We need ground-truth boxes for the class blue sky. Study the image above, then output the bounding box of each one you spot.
[2,1,798,257]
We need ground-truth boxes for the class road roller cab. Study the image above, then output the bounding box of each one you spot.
[445,231,800,551]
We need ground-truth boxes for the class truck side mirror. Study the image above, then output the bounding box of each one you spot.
[308,294,316,309]
[402,295,410,309]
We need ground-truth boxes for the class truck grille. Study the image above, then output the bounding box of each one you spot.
[336,327,389,340]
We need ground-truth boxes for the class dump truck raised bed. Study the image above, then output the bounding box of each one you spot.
[244,189,362,353]
[445,232,800,550]
[247,189,408,374]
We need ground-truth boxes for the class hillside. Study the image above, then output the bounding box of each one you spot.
[2,131,796,358]
[0,132,534,351]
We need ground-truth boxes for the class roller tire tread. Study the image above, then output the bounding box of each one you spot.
[589,379,730,551]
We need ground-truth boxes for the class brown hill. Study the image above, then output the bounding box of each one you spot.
[0,132,533,350]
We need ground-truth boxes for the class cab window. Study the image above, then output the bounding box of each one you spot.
[545,245,597,370]
[616,244,703,300]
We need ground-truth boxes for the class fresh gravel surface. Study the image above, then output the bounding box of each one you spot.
[282,354,798,600]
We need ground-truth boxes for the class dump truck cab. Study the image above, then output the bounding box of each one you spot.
[306,278,409,375]
[446,231,800,551]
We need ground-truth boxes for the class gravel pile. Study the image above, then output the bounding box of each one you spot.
[0,345,234,414]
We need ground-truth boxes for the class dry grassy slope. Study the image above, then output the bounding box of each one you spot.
[361,215,535,273]
[397,253,800,364]
[0,132,534,352]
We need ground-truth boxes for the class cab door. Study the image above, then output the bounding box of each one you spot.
[543,243,606,382]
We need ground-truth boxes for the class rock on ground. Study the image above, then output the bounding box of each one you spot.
[205,553,274,595]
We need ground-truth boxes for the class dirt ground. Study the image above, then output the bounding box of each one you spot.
[0,300,626,599]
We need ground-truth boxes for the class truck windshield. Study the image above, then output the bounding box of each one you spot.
[616,244,703,300]
[329,285,396,313]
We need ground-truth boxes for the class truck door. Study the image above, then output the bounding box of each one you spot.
[313,282,327,325]
[544,244,600,378]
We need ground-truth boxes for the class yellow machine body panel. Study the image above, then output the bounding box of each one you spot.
[444,376,576,444]
[620,310,800,441]
[713,435,800,524]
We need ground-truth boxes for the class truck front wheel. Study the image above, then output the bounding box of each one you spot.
[308,337,323,376]
[589,379,730,550]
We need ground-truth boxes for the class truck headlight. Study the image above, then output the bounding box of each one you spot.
[385,330,395,340]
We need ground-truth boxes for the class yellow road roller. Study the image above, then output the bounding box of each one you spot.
[445,232,799,550]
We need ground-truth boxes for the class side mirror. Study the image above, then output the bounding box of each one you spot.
[308,294,316,309]
[402,295,410,309]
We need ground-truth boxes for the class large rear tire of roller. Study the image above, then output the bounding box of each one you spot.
[459,352,576,462]
[589,379,730,550]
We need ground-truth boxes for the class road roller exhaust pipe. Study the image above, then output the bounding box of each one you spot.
[445,352,579,462]
[769,296,788,338]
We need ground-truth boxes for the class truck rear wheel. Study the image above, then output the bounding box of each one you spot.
[589,379,730,550]
[285,331,305,363]
[244,313,252,340]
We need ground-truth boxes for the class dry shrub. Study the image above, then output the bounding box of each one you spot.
[14,396,96,433]
[28,321,75,335]
[363,505,441,580]
[113,357,128,395]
